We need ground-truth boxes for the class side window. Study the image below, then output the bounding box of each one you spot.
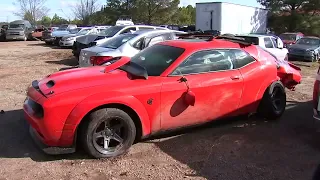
[232,49,256,68]
[264,37,274,48]
[120,27,136,34]
[162,33,173,40]
[132,38,144,50]
[172,49,235,75]
[146,36,164,47]
[138,27,155,30]
[270,37,277,47]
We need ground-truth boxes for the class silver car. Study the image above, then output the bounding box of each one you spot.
[59,27,105,47]
[79,30,182,67]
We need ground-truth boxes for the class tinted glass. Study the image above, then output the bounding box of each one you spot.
[77,28,92,35]
[279,34,296,41]
[120,27,136,34]
[98,34,137,49]
[9,24,24,28]
[233,49,256,68]
[172,49,236,75]
[130,44,185,76]
[296,38,320,45]
[264,37,274,48]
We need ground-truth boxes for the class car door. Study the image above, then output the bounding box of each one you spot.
[271,36,288,60]
[160,49,244,130]
[264,37,286,60]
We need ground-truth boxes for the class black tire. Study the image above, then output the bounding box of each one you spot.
[80,108,136,158]
[45,41,52,45]
[257,81,286,120]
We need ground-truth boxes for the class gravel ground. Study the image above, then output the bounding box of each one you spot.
[0,41,319,180]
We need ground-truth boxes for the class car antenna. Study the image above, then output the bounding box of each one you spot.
[177,69,190,90]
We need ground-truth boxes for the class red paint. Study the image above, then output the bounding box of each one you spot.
[23,38,302,149]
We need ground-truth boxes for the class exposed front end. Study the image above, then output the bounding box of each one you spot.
[6,30,26,41]
[288,48,317,61]
[23,80,76,154]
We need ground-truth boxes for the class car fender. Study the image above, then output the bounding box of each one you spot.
[255,76,280,102]
[64,91,151,136]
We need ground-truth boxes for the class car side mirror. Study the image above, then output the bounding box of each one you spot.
[184,90,195,106]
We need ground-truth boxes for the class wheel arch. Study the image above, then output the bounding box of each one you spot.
[61,93,151,146]
[77,103,143,143]
[255,77,281,105]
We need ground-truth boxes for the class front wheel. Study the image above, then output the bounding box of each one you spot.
[257,81,286,120]
[80,108,136,158]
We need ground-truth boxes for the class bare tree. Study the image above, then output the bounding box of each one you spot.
[13,0,49,24]
[72,0,99,25]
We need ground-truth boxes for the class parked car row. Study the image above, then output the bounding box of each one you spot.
[279,32,320,62]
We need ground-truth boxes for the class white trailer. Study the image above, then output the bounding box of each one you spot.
[196,2,268,34]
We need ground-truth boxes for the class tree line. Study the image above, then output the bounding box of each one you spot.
[10,0,320,35]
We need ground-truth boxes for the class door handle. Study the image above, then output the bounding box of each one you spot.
[230,76,240,80]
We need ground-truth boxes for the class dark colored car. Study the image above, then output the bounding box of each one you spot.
[0,24,8,41]
[287,36,320,62]
[279,32,304,48]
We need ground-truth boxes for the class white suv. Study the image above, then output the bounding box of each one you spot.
[236,34,289,61]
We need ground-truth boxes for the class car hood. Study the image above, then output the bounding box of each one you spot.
[76,34,100,44]
[63,34,77,38]
[52,30,71,37]
[289,44,319,50]
[36,57,135,97]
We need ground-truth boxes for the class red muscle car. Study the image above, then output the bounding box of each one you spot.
[23,36,302,158]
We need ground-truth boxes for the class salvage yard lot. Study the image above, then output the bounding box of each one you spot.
[0,41,319,180]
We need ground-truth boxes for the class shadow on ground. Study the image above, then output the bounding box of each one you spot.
[45,58,78,66]
[0,109,90,162]
[1,101,320,179]
[154,100,320,180]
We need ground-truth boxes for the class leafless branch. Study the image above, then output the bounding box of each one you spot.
[72,0,99,24]
[13,0,49,23]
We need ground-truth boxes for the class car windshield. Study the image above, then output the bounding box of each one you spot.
[59,24,68,29]
[128,44,185,76]
[98,26,124,37]
[98,34,137,49]
[77,28,92,35]
[279,34,297,41]
[296,38,320,46]
[69,28,81,34]
[9,24,24,29]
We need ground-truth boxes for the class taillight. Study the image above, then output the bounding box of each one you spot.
[90,56,113,66]
[313,80,320,109]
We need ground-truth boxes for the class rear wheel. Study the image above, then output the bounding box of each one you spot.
[257,81,286,120]
[80,108,136,158]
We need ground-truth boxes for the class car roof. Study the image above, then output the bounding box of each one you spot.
[159,38,247,51]
[133,29,173,36]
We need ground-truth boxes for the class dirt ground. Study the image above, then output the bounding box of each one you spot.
[0,41,320,180]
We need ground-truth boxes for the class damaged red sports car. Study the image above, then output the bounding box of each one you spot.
[23,36,302,158]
